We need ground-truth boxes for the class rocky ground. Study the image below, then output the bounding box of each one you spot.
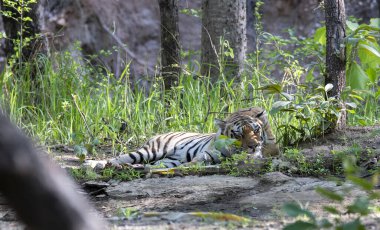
[0,126,379,229]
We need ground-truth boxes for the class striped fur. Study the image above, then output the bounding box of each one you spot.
[87,107,278,168]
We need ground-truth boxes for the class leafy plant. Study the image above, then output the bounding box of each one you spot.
[221,151,258,176]
[100,166,141,181]
[264,82,352,146]
[69,167,99,181]
[311,18,380,126]
[118,207,140,220]
[1,0,39,68]
[283,157,380,230]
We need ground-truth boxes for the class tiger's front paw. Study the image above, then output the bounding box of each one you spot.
[247,148,263,159]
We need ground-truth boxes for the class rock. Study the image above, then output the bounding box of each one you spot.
[83,180,110,189]
[258,172,292,185]
[105,175,258,199]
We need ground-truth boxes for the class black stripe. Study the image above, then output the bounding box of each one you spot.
[153,132,172,161]
[141,145,150,163]
[206,151,217,164]
[186,135,212,161]
[233,120,241,126]
[151,140,157,162]
[170,132,190,153]
[166,156,178,160]
[170,162,179,167]
[256,110,264,118]
[163,132,186,157]
[186,151,192,162]
[136,151,144,163]
[190,144,201,160]
[178,135,206,150]
[220,150,228,157]
[129,153,137,164]
[198,136,214,152]
[156,134,162,159]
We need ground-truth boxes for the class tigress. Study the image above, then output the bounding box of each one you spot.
[230,107,280,157]
[86,107,279,168]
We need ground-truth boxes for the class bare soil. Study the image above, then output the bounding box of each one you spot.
[1,126,379,229]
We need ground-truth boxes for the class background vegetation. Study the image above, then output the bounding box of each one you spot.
[0,16,379,157]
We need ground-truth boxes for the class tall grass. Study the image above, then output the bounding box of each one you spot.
[0,50,273,149]
[0,38,378,152]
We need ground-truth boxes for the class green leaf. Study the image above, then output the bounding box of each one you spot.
[359,43,380,58]
[369,18,380,28]
[74,145,88,155]
[336,218,365,230]
[343,157,358,174]
[314,26,326,45]
[305,67,315,82]
[270,100,292,114]
[347,175,374,191]
[214,136,238,150]
[323,205,341,215]
[358,43,380,65]
[272,101,292,110]
[345,102,357,108]
[281,92,294,101]
[84,143,94,155]
[282,203,315,221]
[346,37,360,45]
[92,138,100,146]
[283,221,317,230]
[257,84,282,94]
[365,68,377,83]
[315,187,344,202]
[282,203,304,217]
[319,218,333,228]
[218,135,228,140]
[347,197,370,215]
[349,93,364,101]
[347,62,369,90]
[346,20,359,31]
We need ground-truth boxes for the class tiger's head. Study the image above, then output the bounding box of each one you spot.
[215,114,265,156]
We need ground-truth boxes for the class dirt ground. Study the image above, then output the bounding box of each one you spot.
[0,126,379,229]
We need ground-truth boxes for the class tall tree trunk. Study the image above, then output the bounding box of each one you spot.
[246,0,257,53]
[324,0,346,130]
[158,0,181,91]
[201,0,247,81]
[0,4,6,73]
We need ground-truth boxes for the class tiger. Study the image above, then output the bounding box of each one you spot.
[230,107,280,157]
[85,107,279,168]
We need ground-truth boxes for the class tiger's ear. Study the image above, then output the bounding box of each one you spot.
[214,118,226,129]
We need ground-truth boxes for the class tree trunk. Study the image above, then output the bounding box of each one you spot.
[0,4,6,73]
[324,0,346,130]
[158,0,181,90]
[0,112,104,230]
[246,0,257,53]
[201,0,247,81]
